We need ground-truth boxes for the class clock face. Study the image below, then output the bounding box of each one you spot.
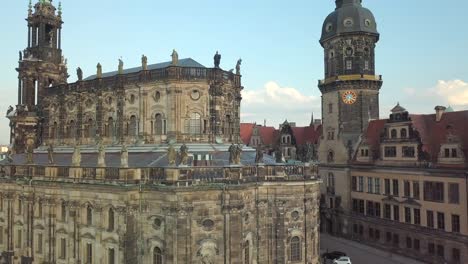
[342,91,357,105]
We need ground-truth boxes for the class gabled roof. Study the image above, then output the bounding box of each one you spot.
[259,126,277,145]
[410,110,468,163]
[240,123,255,145]
[84,58,206,80]
[291,125,322,145]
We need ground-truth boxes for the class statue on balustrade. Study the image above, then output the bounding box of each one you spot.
[236,58,242,75]
[255,145,264,164]
[228,143,236,164]
[97,63,103,78]
[214,51,221,68]
[275,149,283,163]
[235,144,243,164]
[121,145,129,168]
[167,144,177,166]
[77,67,83,81]
[26,143,34,164]
[179,144,189,166]
[6,106,13,116]
[171,49,179,65]
[142,54,148,70]
[118,59,124,74]
[72,145,81,167]
[97,143,106,167]
[47,145,54,164]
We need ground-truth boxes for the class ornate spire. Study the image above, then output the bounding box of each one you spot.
[58,1,62,16]
[28,0,33,16]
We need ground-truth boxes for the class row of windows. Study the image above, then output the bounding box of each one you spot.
[383,146,415,158]
[351,177,460,204]
[352,199,461,233]
[353,226,461,263]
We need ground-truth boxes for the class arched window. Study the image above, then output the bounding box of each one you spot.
[154,91,161,102]
[153,247,163,264]
[400,128,407,138]
[391,129,397,139]
[244,240,250,264]
[87,119,95,138]
[327,150,334,163]
[61,202,67,221]
[86,205,93,226]
[129,115,137,136]
[290,236,301,261]
[69,120,76,139]
[328,173,335,188]
[108,248,115,264]
[107,117,114,138]
[187,113,201,135]
[108,208,114,231]
[155,114,163,135]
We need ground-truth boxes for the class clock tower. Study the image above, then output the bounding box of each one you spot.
[318,0,382,165]
[318,0,382,235]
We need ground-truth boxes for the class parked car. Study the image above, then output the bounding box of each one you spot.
[322,251,347,260]
[333,256,352,264]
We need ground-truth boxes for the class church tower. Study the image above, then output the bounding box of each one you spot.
[9,0,68,153]
[318,0,382,235]
[318,0,382,165]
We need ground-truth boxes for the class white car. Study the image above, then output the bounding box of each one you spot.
[333,256,352,264]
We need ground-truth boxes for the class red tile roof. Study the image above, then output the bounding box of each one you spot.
[292,125,322,145]
[240,123,255,145]
[362,110,468,166]
[259,126,277,145]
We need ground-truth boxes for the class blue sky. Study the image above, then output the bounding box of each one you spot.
[1,0,468,144]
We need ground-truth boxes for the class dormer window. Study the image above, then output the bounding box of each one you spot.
[400,128,407,138]
[384,147,396,157]
[451,149,457,158]
[402,146,415,158]
[391,129,397,139]
[360,149,369,157]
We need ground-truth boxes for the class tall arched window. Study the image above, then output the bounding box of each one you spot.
[87,119,95,138]
[155,114,163,135]
[69,120,76,139]
[400,128,407,138]
[187,113,201,135]
[108,208,114,231]
[129,115,137,136]
[107,117,114,138]
[391,129,397,139]
[153,247,163,264]
[86,205,93,226]
[244,241,250,264]
[290,236,301,261]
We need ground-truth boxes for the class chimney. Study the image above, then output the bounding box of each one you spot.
[435,106,446,122]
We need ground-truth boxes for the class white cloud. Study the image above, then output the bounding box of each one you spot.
[241,81,320,126]
[433,80,468,106]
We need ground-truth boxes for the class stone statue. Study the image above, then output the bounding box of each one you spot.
[97,63,103,78]
[118,59,124,74]
[26,143,34,164]
[171,49,179,65]
[142,54,148,70]
[214,51,221,68]
[6,106,13,116]
[77,67,83,81]
[275,149,283,163]
[167,144,177,166]
[97,143,106,167]
[179,144,189,166]
[121,145,129,168]
[236,58,242,75]
[6,149,14,163]
[47,144,54,164]
[255,146,264,164]
[19,51,22,61]
[235,144,243,164]
[228,143,236,164]
[72,145,81,167]
[198,241,217,264]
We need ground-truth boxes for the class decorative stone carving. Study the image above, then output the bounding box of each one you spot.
[72,145,81,167]
[171,49,178,65]
[6,105,13,116]
[228,144,242,165]
[197,240,218,264]
[121,145,129,168]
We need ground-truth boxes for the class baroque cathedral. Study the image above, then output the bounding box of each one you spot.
[0,1,321,264]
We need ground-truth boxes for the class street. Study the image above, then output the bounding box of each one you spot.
[320,233,426,264]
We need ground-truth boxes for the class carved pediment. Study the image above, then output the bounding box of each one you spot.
[56,228,68,234]
[381,196,400,204]
[102,237,118,244]
[34,224,45,230]
[14,220,24,226]
[81,232,95,240]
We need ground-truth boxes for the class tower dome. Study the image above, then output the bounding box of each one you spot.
[320,0,378,45]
